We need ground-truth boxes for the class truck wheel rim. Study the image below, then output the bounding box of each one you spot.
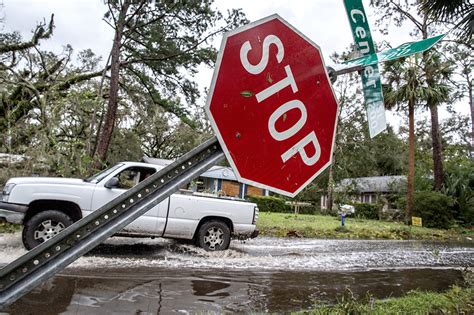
[203,227,224,250]
[34,220,66,242]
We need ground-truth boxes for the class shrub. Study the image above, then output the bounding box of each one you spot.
[443,163,474,227]
[247,196,291,213]
[353,203,379,220]
[412,191,455,229]
[379,209,404,222]
[298,204,320,215]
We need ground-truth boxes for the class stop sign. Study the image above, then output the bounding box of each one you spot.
[205,15,339,197]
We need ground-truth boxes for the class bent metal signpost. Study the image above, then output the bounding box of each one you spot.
[205,15,339,197]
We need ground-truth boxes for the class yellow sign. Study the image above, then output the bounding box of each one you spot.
[412,216,422,227]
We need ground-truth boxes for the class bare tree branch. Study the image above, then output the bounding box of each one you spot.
[389,0,423,31]
[0,14,54,54]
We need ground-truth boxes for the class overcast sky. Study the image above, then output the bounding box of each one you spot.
[2,0,468,125]
[4,0,412,63]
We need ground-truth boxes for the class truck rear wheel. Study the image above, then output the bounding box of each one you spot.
[196,220,231,251]
[22,210,74,250]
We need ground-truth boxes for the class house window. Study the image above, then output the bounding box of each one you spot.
[363,194,371,203]
[187,177,206,192]
[363,194,377,204]
[321,195,327,209]
[195,177,206,191]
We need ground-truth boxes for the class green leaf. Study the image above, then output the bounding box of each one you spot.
[240,90,254,97]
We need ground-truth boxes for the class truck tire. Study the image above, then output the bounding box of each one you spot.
[196,220,231,251]
[22,210,74,250]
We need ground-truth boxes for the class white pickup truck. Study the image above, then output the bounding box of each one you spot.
[0,162,259,251]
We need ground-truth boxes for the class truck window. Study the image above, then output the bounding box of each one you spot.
[84,163,124,183]
[114,167,156,190]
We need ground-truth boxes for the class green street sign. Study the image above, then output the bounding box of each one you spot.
[343,0,387,138]
[342,34,445,68]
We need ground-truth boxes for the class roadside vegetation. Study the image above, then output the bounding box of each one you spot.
[0,222,20,233]
[309,268,474,314]
[2,213,471,241]
[310,285,473,314]
[257,212,473,241]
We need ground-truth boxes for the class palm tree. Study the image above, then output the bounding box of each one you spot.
[419,0,473,42]
[384,53,452,222]
[383,57,425,224]
[421,52,453,190]
[375,1,456,192]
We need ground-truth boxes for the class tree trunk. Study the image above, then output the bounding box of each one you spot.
[429,102,444,190]
[327,160,335,213]
[469,80,473,157]
[326,138,339,213]
[406,98,415,225]
[94,1,130,167]
[421,25,444,191]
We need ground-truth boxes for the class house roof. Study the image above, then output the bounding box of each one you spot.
[0,153,27,165]
[337,176,406,193]
[142,157,404,193]
[142,156,237,181]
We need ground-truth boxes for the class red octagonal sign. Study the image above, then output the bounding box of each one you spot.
[205,15,339,197]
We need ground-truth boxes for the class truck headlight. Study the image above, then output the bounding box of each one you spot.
[1,183,16,201]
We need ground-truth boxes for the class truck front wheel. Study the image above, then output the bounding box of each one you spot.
[22,210,74,250]
[196,220,231,251]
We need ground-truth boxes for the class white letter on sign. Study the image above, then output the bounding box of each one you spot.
[350,9,366,23]
[281,131,321,166]
[268,100,307,141]
[240,34,284,75]
[256,65,298,102]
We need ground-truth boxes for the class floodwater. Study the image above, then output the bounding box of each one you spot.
[0,233,473,313]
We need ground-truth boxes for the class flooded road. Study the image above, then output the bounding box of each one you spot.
[1,233,473,313]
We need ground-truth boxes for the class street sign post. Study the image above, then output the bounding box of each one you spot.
[332,34,445,76]
[342,34,445,68]
[205,14,339,197]
[344,0,387,138]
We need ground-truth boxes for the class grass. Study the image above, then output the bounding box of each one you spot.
[1,213,472,241]
[257,212,474,241]
[309,285,473,314]
[310,269,474,314]
[0,222,21,233]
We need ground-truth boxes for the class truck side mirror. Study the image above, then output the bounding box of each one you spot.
[104,177,120,189]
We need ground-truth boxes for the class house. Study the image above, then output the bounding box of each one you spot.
[0,153,27,167]
[321,175,406,209]
[142,157,269,198]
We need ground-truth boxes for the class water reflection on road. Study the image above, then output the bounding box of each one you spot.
[7,268,466,314]
[1,234,472,314]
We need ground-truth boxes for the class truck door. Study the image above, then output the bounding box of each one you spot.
[90,166,168,236]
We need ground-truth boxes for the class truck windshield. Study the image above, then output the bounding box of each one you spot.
[84,163,124,183]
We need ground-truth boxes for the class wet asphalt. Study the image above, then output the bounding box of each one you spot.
[0,233,473,313]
